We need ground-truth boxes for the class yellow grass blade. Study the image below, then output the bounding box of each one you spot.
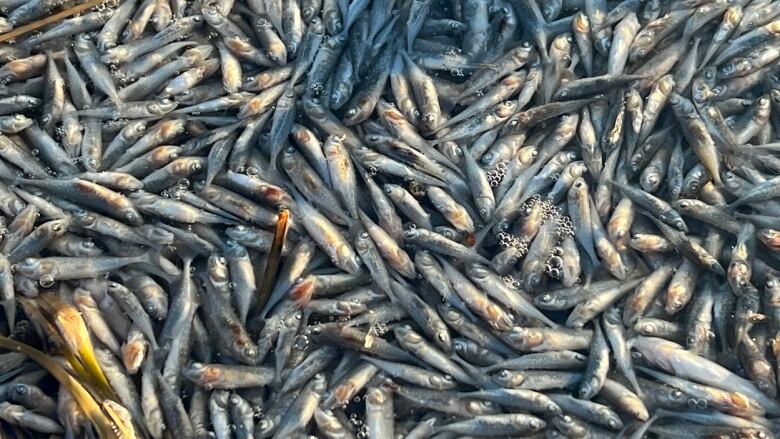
[0,336,126,439]
[17,298,91,382]
[37,294,115,399]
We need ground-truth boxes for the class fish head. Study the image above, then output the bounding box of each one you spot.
[685,321,713,352]
[335,245,362,274]
[202,4,226,26]
[509,326,543,349]
[486,304,514,331]
[14,258,51,282]
[342,96,372,126]
[148,98,177,116]
[230,335,257,364]
[428,372,457,390]
[671,218,687,232]
[728,261,751,292]
[437,304,463,324]
[720,59,750,79]
[120,208,143,226]
[402,227,421,241]
[393,325,421,346]
[207,254,229,284]
[630,34,653,60]
[336,300,366,317]
[72,209,97,227]
[434,226,461,241]
[366,386,389,405]
[671,199,697,213]
[47,217,70,234]
[73,34,93,52]
[466,398,501,415]
[493,247,521,269]
[223,240,247,258]
[465,263,490,281]
[770,89,780,108]
[136,225,173,246]
[256,418,276,435]
[598,407,623,430]
[497,101,518,118]
[573,12,589,32]
[533,291,564,309]
[602,306,622,325]
[492,369,525,388]
[0,114,31,132]
[419,111,439,132]
[452,338,475,356]
[578,376,599,398]
[526,416,546,432]
[10,384,31,399]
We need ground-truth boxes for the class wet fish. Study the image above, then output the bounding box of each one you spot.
[0,1,776,438]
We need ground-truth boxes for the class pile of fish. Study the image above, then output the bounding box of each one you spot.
[3,0,780,436]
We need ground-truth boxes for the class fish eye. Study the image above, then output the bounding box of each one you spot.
[646,175,657,184]
[12,384,27,395]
